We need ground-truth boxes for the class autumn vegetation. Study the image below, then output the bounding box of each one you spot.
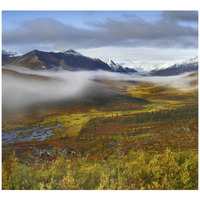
[2,79,198,190]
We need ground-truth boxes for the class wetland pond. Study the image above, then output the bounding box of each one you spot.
[2,123,62,145]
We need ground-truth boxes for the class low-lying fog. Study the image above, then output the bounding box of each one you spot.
[2,66,197,110]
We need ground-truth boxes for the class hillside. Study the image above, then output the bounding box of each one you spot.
[2,69,198,189]
[151,56,198,76]
[2,49,113,71]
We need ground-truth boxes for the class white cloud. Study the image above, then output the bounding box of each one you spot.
[2,11,198,71]
[78,46,198,71]
[3,66,196,110]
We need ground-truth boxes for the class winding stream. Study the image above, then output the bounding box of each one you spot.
[2,123,62,145]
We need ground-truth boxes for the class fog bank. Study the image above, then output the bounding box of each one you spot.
[2,66,197,110]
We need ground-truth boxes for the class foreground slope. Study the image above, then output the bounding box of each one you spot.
[2,69,198,190]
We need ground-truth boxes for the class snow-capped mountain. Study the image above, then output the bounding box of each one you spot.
[105,59,125,72]
[151,56,198,76]
[105,59,119,70]
[2,49,112,71]
[62,49,83,57]
[2,50,21,58]
[182,56,198,65]
[105,59,137,73]
[156,56,198,71]
[2,49,137,73]
[156,62,175,71]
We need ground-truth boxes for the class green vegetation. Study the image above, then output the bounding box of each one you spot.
[2,148,197,190]
[2,81,198,190]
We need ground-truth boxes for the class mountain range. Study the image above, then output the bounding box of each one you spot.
[2,49,137,73]
[2,50,198,76]
[151,56,198,76]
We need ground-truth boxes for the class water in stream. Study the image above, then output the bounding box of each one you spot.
[2,123,62,145]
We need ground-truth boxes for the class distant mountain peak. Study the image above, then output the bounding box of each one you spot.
[2,49,137,74]
[156,62,174,70]
[156,56,198,71]
[62,49,83,57]
[2,50,21,58]
[182,56,198,65]
[105,59,137,73]
[29,49,40,55]
[151,56,198,76]
[105,59,115,65]
[105,59,121,70]
[2,49,112,71]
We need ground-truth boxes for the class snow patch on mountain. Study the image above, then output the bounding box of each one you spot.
[155,56,198,71]
[181,56,198,65]
[2,50,21,57]
[105,59,120,69]
[62,49,83,57]
[105,59,137,73]
[157,62,174,70]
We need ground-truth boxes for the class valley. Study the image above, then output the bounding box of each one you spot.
[1,9,199,193]
[2,68,198,190]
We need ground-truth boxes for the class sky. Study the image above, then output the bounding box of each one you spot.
[2,11,198,71]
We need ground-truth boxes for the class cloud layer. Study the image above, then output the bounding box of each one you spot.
[2,66,197,110]
[2,11,198,51]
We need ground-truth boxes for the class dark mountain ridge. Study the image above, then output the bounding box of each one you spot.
[105,59,137,73]
[2,49,113,71]
[2,49,138,73]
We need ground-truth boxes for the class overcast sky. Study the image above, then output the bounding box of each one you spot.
[2,11,198,71]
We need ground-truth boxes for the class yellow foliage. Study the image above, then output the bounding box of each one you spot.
[2,148,198,190]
